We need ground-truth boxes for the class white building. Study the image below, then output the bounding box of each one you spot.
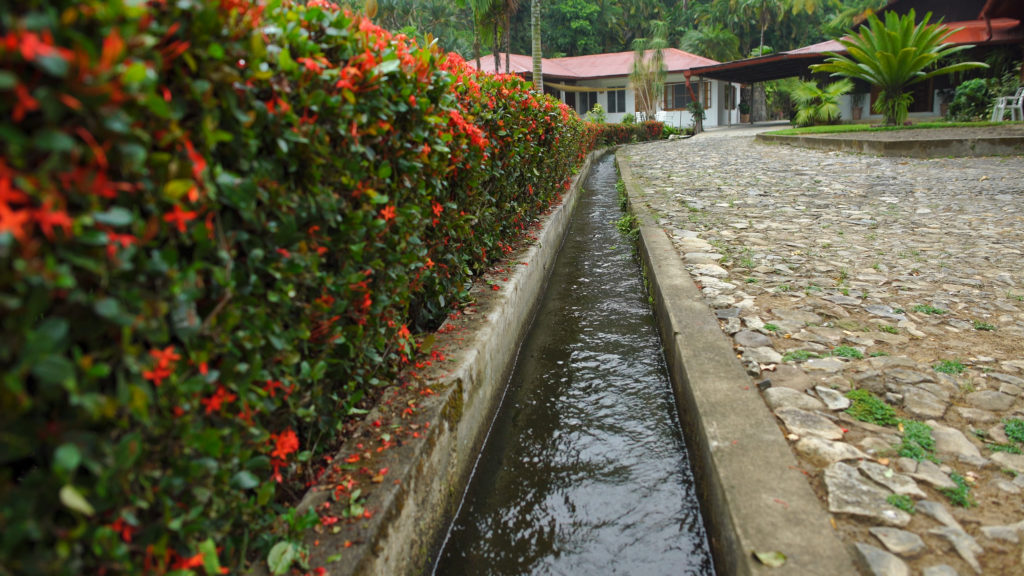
[469,49,742,129]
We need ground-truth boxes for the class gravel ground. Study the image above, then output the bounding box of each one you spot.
[621,125,1024,576]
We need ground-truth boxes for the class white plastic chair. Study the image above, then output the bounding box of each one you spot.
[991,87,1024,122]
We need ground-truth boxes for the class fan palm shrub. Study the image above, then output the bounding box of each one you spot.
[812,9,987,125]
[792,78,853,126]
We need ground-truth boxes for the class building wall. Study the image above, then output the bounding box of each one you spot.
[557,75,740,128]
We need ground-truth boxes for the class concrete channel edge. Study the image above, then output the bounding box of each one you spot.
[616,151,860,576]
[248,149,607,576]
[756,132,1024,158]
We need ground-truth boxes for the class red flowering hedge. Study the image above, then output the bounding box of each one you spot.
[593,121,666,146]
[0,1,594,574]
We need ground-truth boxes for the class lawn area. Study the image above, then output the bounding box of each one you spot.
[767,120,1019,136]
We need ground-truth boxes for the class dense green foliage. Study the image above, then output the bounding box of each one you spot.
[380,1,891,60]
[812,9,988,125]
[947,78,991,121]
[0,1,595,573]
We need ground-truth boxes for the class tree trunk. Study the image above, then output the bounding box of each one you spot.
[493,21,500,73]
[752,82,767,122]
[505,10,511,74]
[532,0,543,93]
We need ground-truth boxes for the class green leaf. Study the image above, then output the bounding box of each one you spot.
[278,48,297,72]
[27,318,69,356]
[753,550,787,568]
[257,481,275,506]
[230,470,261,490]
[93,207,135,227]
[53,443,82,475]
[200,538,222,575]
[267,541,298,575]
[32,354,76,387]
[35,55,69,77]
[122,61,149,84]
[94,298,125,321]
[59,484,95,516]
[0,71,16,90]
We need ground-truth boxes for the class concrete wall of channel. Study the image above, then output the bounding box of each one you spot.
[249,149,607,576]
[617,151,859,576]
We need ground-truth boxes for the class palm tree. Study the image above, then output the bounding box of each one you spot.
[812,9,988,125]
[680,24,741,62]
[531,0,542,93]
[792,78,853,126]
[502,0,523,74]
[630,21,668,122]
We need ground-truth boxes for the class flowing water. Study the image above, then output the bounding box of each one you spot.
[434,156,714,576]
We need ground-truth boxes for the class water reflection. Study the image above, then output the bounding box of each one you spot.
[435,156,714,576]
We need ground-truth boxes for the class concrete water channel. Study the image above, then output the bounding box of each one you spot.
[433,156,714,575]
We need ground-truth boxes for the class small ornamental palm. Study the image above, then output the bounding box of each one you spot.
[812,9,987,125]
[792,78,853,126]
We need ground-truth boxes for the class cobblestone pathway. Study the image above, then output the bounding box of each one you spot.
[622,127,1024,576]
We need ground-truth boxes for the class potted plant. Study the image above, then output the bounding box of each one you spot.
[739,100,751,123]
[850,92,865,121]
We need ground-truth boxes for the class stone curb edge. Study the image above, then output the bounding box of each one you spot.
[248,149,607,576]
[616,151,860,576]
[756,132,1024,158]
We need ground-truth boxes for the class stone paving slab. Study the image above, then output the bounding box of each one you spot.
[620,127,1024,576]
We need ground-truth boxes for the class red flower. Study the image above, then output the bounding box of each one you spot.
[263,379,283,397]
[12,84,39,122]
[143,366,172,387]
[33,200,73,240]
[149,345,180,368]
[271,429,299,460]
[397,325,411,340]
[106,232,136,259]
[163,204,197,233]
[379,205,396,221]
[201,385,237,414]
[110,518,137,543]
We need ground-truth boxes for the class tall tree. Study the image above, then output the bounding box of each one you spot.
[680,23,741,62]
[502,0,524,73]
[532,0,543,92]
[630,21,669,121]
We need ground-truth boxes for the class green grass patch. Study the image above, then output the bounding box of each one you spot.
[615,213,640,241]
[913,304,946,315]
[767,120,1011,136]
[782,350,820,362]
[1005,419,1024,444]
[898,420,938,462]
[973,320,996,331]
[886,493,916,514]
[763,323,780,333]
[845,389,898,426]
[878,325,899,334]
[831,346,864,359]
[940,472,976,508]
[933,359,965,375]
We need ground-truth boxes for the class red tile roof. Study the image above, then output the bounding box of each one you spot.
[467,48,720,80]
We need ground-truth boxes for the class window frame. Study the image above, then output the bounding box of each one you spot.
[607,89,626,114]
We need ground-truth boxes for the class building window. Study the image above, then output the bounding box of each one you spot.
[725,84,737,109]
[703,81,712,109]
[607,89,626,113]
[664,83,692,110]
[577,91,598,115]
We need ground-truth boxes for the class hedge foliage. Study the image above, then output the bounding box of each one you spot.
[0,1,595,573]
[592,120,665,146]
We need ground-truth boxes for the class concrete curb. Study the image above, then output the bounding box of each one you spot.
[616,152,859,576]
[248,149,607,576]
[756,132,1024,157]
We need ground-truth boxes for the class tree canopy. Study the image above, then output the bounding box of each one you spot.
[376,0,891,61]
